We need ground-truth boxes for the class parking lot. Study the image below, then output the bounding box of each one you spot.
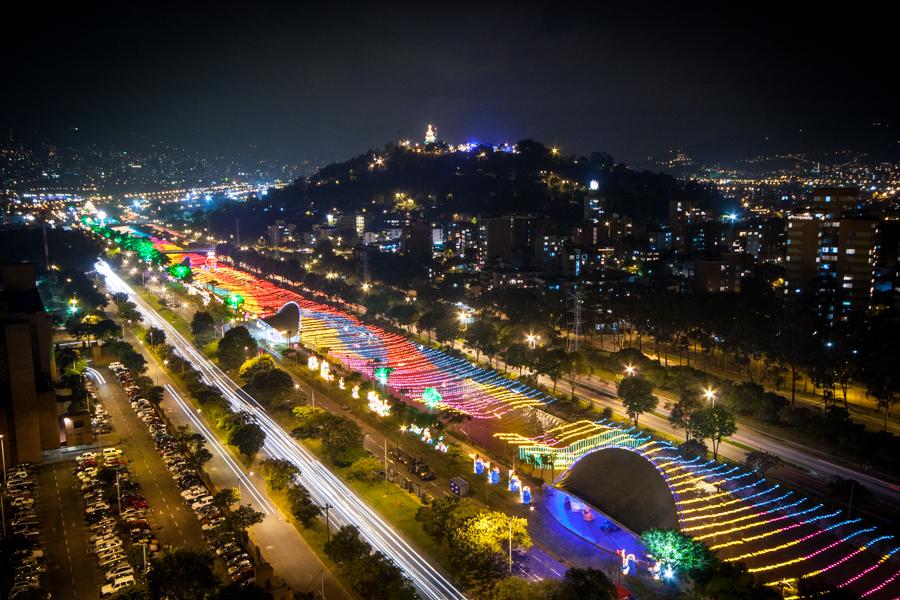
[94,365,206,550]
[36,461,104,599]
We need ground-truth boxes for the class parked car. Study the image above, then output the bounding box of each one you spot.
[101,575,136,596]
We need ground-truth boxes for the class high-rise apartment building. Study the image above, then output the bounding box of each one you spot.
[0,263,60,466]
[786,215,877,319]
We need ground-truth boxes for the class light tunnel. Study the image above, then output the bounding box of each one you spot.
[556,446,680,534]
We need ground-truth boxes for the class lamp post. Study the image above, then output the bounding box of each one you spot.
[624,364,636,377]
[703,387,717,406]
[526,333,540,349]
[115,470,122,517]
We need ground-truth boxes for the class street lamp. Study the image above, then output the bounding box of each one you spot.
[526,333,541,349]
[703,387,717,405]
[624,364,636,377]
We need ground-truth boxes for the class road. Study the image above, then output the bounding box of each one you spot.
[119,329,353,600]
[97,260,465,600]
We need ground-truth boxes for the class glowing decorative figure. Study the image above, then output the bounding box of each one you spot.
[474,456,485,475]
[351,385,360,399]
[520,486,532,505]
[618,550,636,576]
[422,387,442,409]
[307,356,319,370]
[374,366,393,385]
[508,471,520,493]
[489,467,500,485]
[367,390,390,417]
[319,360,332,381]
[650,559,662,580]
[338,377,346,390]
[421,427,433,444]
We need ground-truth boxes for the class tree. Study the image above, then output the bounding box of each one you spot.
[245,367,294,406]
[147,548,218,600]
[745,450,782,476]
[211,583,273,600]
[449,511,531,582]
[190,311,216,342]
[536,348,566,394]
[487,577,557,600]
[291,405,329,438]
[668,393,702,441]
[321,416,364,465]
[238,354,276,379]
[694,405,737,461]
[287,483,321,528]
[415,496,477,546]
[228,422,266,457]
[616,376,657,426]
[145,326,166,346]
[555,568,616,600]
[218,504,264,534]
[260,458,300,491]
[324,525,371,564]
[218,326,256,369]
[640,528,712,575]
[563,352,589,400]
[347,456,383,483]
[212,488,239,510]
[117,299,141,322]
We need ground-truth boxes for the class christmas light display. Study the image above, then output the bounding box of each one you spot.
[143,234,554,419]
[130,232,900,598]
[498,419,899,597]
[367,390,391,417]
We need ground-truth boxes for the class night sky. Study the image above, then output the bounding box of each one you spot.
[4,2,897,166]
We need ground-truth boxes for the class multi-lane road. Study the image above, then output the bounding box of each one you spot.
[97,260,467,600]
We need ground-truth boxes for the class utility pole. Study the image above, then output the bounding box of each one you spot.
[235,218,241,246]
[323,503,333,541]
[42,222,52,278]
[362,244,369,286]
[567,287,584,352]
[508,519,513,574]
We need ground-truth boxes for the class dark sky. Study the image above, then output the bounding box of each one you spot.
[4,2,897,166]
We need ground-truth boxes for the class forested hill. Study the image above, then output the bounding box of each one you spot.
[275,139,724,224]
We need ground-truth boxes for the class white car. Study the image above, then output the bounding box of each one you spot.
[101,575,136,596]
[180,486,208,501]
[95,539,123,553]
[105,562,135,581]
[98,553,126,568]
[191,496,213,510]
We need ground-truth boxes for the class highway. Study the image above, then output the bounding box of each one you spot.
[97,260,467,600]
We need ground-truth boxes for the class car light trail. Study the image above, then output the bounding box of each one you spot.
[97,260,467,600]
[165,383,275,514]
